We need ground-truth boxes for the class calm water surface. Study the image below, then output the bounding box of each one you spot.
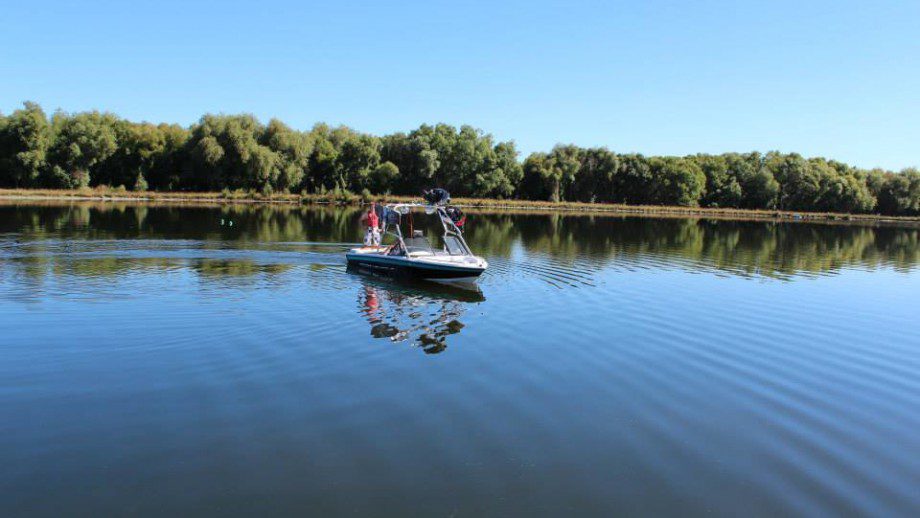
[1,202,919,516]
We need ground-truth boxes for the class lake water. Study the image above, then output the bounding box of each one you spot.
[1,201,918,516]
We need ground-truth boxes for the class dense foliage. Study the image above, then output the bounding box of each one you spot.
[1,102,917,215]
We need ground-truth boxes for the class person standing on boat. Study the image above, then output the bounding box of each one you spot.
[362,203,381,247]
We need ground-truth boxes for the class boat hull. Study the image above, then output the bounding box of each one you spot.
[346,253,486,282]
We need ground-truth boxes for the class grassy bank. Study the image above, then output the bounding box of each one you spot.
[1,187,919,225]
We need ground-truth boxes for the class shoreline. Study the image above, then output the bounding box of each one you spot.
[1,188,918,227]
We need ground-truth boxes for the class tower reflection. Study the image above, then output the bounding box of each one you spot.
[356,276,485,354]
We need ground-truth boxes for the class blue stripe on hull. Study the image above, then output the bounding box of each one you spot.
[346,255,484,280]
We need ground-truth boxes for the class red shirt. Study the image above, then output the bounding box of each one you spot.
[367,210,379,228]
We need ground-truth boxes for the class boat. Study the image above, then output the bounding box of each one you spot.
[346,200,488,283]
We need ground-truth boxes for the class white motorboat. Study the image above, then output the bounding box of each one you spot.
[346,201,488,283]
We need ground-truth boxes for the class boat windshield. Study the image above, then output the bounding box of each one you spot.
[404,236,433,254]
[443,235,467,255]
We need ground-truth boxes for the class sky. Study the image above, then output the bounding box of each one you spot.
[1,0,918,170]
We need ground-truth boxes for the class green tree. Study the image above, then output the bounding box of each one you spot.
[612,154,654,205]
[148,124,189,190]
[0,101,51,187]
[477,141,522,198]
[766,152,819,211]
[649,157,705,206]
[98,121,172,188]
[369,161,399,193]
[520,152,553,200]
[263,118,312,192]
[381,131,439,193]
[186,114,278,191]
[811,159,875,213]
[548,145,582,202]
[520,146,582,202]
[730,153,778,209]
[338,133,382,192]
[874,169,920,215]
[46,110,119,188]
[306,123,343,192]
[379,124,519,198]
[133,173,149,192]
[694,154,742,208]
[572,147,618,203]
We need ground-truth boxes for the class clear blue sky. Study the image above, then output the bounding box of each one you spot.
[2,0,917,170]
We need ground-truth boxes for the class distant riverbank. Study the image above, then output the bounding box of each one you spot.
[3,187,919,226]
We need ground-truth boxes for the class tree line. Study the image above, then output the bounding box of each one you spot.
[1,101,918,215]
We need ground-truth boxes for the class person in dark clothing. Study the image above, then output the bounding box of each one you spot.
[422,188,450,206]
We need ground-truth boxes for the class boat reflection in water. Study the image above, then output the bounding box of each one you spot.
[354,273,485,354]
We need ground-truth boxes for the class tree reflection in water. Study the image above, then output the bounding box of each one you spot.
[2,202,918,279]
[356,276,485,354]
